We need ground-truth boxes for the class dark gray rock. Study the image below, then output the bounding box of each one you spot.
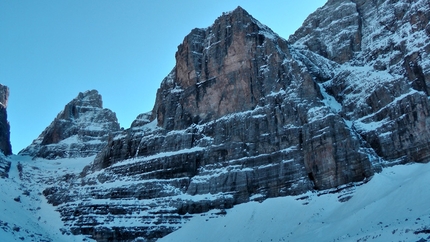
[0,84,11,156]
[0,153,11,178]
[19,90,121,159]
[291,0,430,164]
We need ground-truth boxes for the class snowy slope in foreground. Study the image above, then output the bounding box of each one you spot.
[0,155,95,242]
[160,162,430,242]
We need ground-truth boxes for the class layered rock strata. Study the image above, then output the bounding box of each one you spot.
[290,0,430,163]
[38,1,430,241]
[19,90,121,159]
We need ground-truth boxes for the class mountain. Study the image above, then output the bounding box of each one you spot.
[19,90,121,159]
[2,1,430,241]
[36,1,430,241]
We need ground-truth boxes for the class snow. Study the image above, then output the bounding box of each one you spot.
[318,83,342,113]
[307,106,334,122]
[0,155,96,242]
[111,146,205,168]
[160,162,430,242]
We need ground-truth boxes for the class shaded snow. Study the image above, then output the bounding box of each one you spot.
[0,155,96,242]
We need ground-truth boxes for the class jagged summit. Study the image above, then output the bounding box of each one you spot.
[152,5,286,130]
[19,90,120,159]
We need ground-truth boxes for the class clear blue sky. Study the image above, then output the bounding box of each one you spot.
[0,1,325,153]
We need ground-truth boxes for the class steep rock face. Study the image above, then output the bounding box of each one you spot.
[19,90,121,159]
[0,84,11,178]
[0,84,11,156]
[43,7,377,241]
[153,9,293,130]
[290,0,430,163]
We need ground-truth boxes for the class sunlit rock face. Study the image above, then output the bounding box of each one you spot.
[37,1,430,241]
[19,90,120,159]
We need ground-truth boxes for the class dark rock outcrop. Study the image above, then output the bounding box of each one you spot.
[0,84,11,156]
[19,90,121,159]
[0,84,11,178]
[0,153,11,178]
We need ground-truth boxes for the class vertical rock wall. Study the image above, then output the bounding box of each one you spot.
[0,84,11,156]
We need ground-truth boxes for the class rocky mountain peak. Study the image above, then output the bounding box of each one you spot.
[0,85,9,108]
[152,5,290,130]
[19,90,120,159]
[58,89,103,120]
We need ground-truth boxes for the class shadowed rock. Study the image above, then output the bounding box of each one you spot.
[0,84,11,156]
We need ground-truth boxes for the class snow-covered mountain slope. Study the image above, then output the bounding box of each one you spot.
[160,162,430,242]
[0,154,95,242]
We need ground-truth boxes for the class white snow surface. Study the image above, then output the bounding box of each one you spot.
[160,162,430,242]
[0,155,95,242]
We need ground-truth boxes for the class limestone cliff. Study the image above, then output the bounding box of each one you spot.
[19,90,121,159]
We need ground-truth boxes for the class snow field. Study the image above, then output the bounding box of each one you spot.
[160,162,430,242]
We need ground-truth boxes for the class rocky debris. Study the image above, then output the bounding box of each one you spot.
[0,84,11,156]
[19,90,121,159]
